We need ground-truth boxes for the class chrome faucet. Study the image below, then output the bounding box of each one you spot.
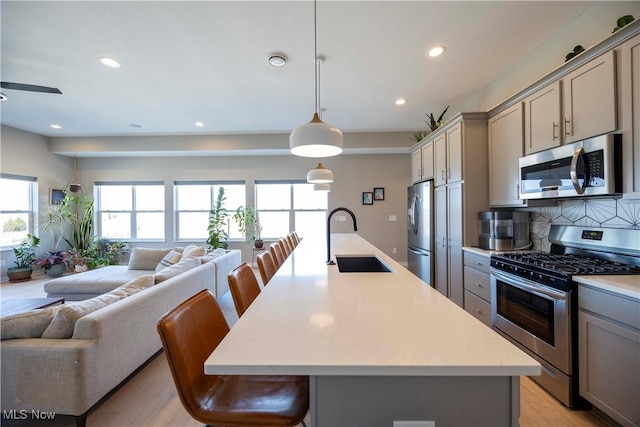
[326,207,358,265]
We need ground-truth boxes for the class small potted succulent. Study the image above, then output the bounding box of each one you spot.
[37,251,69,278]
[7,234,40,282]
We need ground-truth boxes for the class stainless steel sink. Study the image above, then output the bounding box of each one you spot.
[335,255,391,273]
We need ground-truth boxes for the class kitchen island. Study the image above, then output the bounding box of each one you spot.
[205,233,540,426]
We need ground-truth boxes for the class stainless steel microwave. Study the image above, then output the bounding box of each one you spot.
[519,134,621,200]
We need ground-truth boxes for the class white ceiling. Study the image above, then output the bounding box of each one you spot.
[1,1,596,139]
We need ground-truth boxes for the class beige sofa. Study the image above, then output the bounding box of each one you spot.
[0,249,241,427]
[43,248,241,300]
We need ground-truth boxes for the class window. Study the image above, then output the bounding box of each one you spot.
[174,181,246,241]
[96,182,165,241]
[256,181,327,241]
[0,174,37,247]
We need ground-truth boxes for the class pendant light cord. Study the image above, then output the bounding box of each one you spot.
[314,0,319,115]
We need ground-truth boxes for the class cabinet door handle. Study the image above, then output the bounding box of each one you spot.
[564,118,571,136]
[470,260,484,266]
[442,237,447,248]
[469,305,482,314]
[441,169,446,180]
[552,122,559,140]
[469,280,484,288]
[447,168,451,179]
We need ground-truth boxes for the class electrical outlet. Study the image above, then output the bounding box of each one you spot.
[393,248,398,254]
[338,216,346,222]
[389,215,397,221]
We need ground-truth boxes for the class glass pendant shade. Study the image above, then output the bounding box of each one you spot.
[314,183,331,192]
[290,113,343,158]
[306,161,334,183]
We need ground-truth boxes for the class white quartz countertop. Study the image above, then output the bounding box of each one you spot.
[205,234,540,377]
[574,275,640,301]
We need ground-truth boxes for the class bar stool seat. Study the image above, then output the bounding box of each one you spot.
[157,290,309,427]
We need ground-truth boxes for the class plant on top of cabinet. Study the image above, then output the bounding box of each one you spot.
[412,106,450,142]
[564,45,585,62]
[612,15,634,33]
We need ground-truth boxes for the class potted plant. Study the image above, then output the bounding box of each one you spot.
[37,251,69,278]
[413,106,450,142]
[7,234,40,282]
[61,192,95,252]
[206,187,229,250]
[233,206,263,248]
[69,249,89,272]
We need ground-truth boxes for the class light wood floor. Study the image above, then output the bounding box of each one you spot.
[1,274,618,427]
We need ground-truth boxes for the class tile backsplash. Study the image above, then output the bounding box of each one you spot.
[521,198,640,252]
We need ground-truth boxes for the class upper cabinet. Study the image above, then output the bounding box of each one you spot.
[523,50,617,155]
[433,123,462,186]
[562,50,617,143]
[524,80,561,154]
[411,140,434,183]
[489,103,525,207]
[618,34,640,197]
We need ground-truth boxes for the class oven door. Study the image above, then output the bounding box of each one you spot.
[491,269,571,374]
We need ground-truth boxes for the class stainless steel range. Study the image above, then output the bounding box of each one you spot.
[490,225,640,407]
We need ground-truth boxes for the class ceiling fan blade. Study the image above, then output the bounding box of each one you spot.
[0,82,62,94]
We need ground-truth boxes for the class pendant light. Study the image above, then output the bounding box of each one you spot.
[289,0,343,158]
[314,183,331,192]
[307,161,333,183]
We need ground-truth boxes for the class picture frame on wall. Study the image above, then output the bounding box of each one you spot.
[362,192,373,205]
[373,187,385,201]
[50,188,65,205]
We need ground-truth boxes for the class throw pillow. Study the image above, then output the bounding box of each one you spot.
[41,293,123,339]
[0,306,62,340]
[181,244,206,260]
[155,250,182,273]
[117,275,155,296]
[128,247,172,270]
[153,258,200,284]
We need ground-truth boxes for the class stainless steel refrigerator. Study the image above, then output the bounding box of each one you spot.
[408,181,434,285]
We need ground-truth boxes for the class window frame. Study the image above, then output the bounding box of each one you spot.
[174,180,246,242]
[95,181,166,242]
[255,180,327,240]
[0,173,37,249]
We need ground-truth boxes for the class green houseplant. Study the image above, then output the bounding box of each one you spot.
[413,106,450,142]
[7,234,40,282]
[37,251,69,278]
[206,187,229,250]
[233,206,263,248]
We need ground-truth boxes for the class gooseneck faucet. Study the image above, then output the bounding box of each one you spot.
[326,207,358,265]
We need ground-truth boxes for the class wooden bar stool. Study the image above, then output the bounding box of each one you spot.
[157,290,309,427]
[280,238,292,257]
[257,251,278,286]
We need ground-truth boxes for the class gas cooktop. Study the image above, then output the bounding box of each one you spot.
[492,252,640,275]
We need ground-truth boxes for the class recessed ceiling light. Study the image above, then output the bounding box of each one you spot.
[428,46,446,57]
[50,124,62,129]
[395,98,407,105]
[268,54,287,67]
[195,121,204,127]
[99,57,121,68]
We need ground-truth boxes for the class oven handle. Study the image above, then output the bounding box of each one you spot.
[491,269,568,301]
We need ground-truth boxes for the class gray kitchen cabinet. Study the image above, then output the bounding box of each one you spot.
[434,182,463,307]
[619,34,640,198]
[410,140,434,183]
[430,113,488,308]
[488,102,525,207]
[524,80,561,154]
[523,50,617,155]
[463,250,491,326]
[411,149,422,183]
[578,284,640,427]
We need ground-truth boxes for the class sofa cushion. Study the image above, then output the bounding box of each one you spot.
[0,306,62,340]
[128,247,172,270]
[117,275,155,296]
[153,258,200,284]
[181,244,206,260]
[155,250,182,273]
[198,248,227,264]
[41,293,123,339]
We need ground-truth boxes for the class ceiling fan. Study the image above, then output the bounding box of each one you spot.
[0,81,62,101]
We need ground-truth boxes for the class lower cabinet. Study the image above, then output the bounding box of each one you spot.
[578,284,640,427]
[463,250,491,326]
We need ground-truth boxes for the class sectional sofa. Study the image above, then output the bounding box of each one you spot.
[0,246,241,427]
